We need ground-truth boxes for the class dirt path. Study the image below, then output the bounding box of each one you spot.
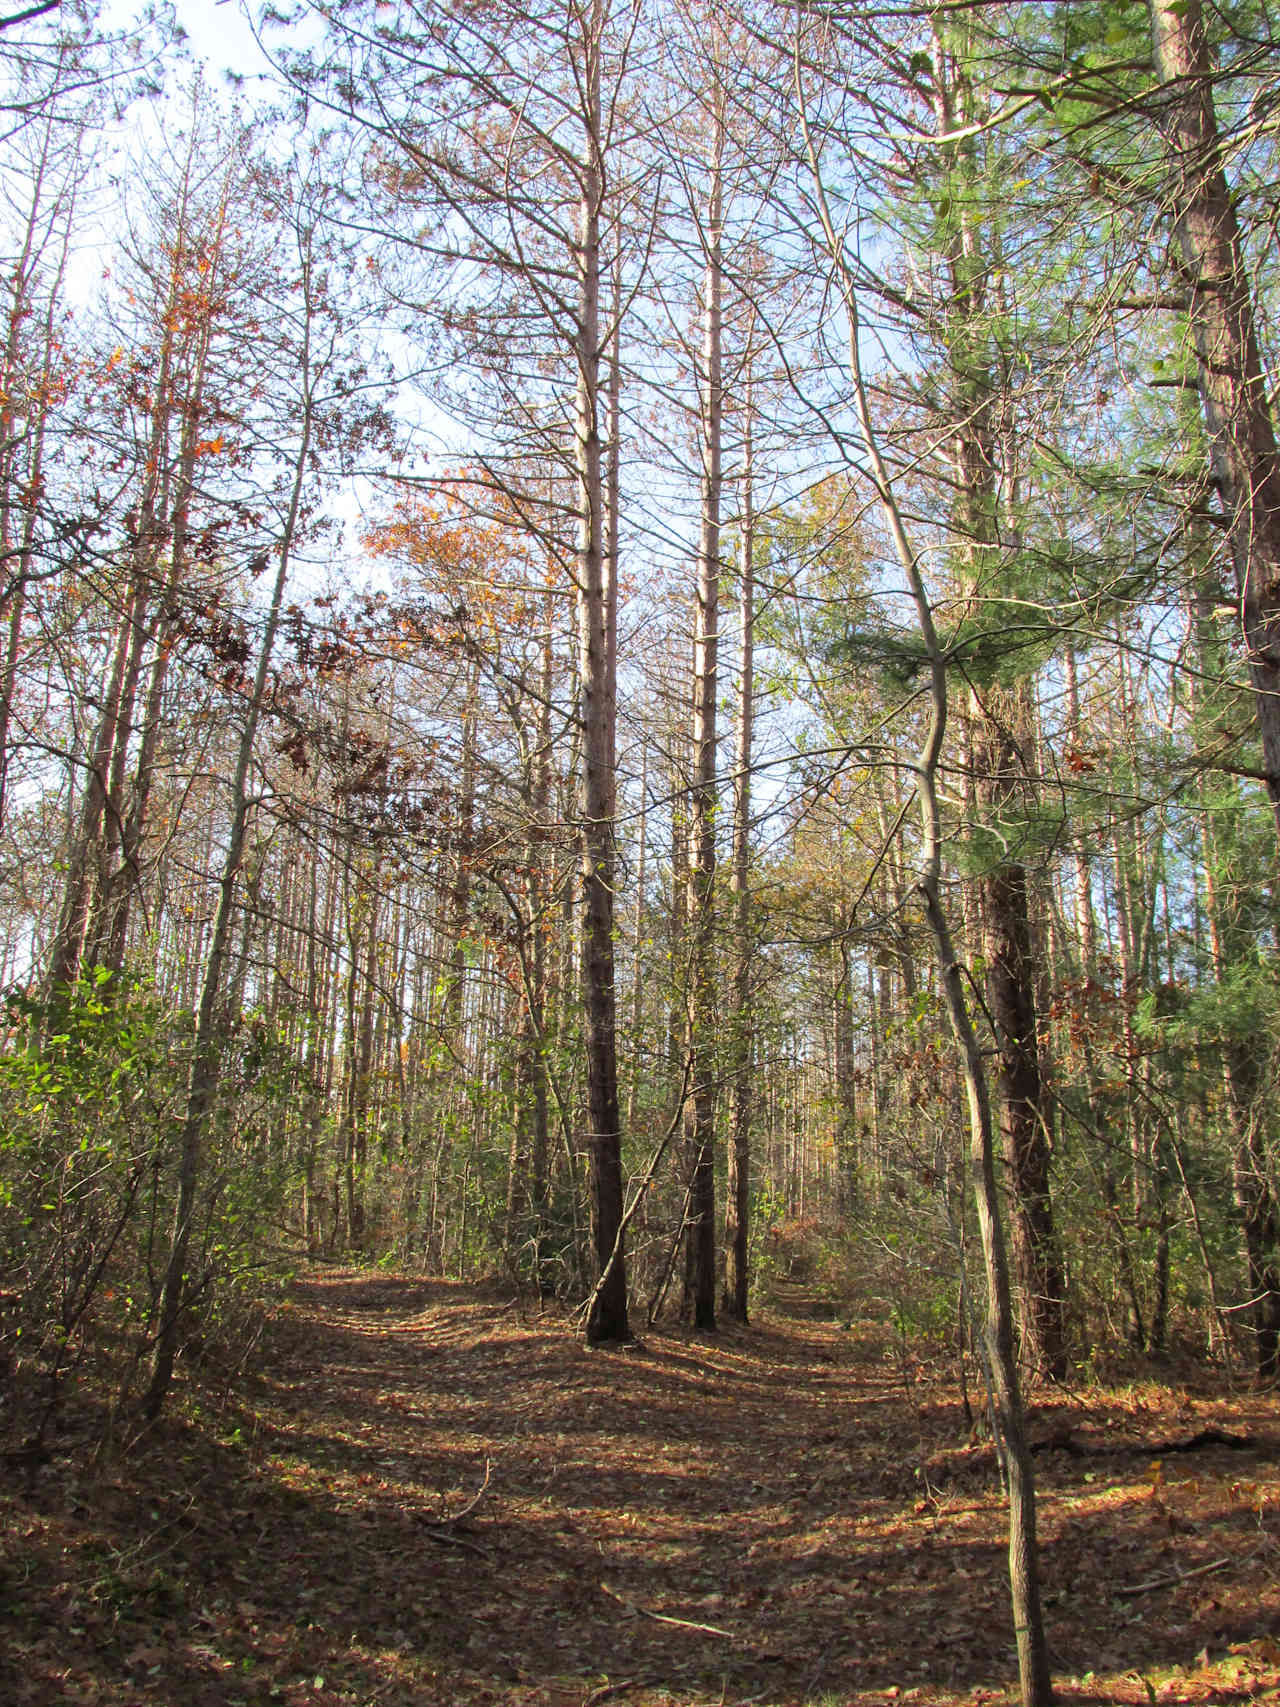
[4,1271,1279,1706]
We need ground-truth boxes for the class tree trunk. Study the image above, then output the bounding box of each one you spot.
[682,94,723,1335]
[1148,0,1280,829]
[577,0,627,1344]
[975,695,1068,1383]
[722,376,754,1324]
[922,24,1067,1384]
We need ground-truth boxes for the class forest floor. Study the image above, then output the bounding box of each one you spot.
[3,1270,1280,1707]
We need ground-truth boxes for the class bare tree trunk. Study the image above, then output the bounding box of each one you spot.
[528,600,555,1286]
[1064,646,1098,976]
[682,91,724,1334]
[1149,0,1280,828]
[974,690,1067,1382]
[722,375,754,1323]
[341,862,379,1251]
[1194,581,1280,1378]
[833,943,858,1219]
[625,732,648,1137]
[576,0,627,1343]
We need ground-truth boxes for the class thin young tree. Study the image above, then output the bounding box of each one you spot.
[796,17,1053,1704]
[145,164,365,1416]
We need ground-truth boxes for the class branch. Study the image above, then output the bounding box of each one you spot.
[599,1581,735,1639]
[438,1457,493,1524]
[0,1,60,28]
[412,1458,493,1553]
[1115,1556,1231,1598]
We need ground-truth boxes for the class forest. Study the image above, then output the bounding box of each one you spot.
[1,1,1280,1705]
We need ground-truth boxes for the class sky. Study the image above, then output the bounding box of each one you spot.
[97,0,277,97]
[167,0,271,82]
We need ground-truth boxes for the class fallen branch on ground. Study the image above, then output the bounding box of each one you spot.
[599,1580,735,1638]
[582,1680,645,1705]
[1031,1428,1254,1458]
[410,1458,493,1554]
[1115,1556,1231,1597]
[412,1521,487,1556]
[437,1456,492,1525]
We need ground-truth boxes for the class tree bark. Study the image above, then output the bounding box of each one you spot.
[682,91,724,1335]
[974,693,1068,1382]
[577,0,627,1344]
[1148,0,1280,829]
[722,372,754,1324]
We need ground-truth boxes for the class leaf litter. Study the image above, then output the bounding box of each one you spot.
[2,1268,1278,1707]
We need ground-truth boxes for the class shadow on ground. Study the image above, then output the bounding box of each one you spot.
[2,1269,1278,1707]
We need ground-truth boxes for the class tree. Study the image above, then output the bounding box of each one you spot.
[796,14,1053,1704]
[721,329,756,1323]
[273,0,646,1339]
[146,153,372,1416]
[49,103,264,992]
[1146,0,1280,831]
[1144,0,1280,1380]
[925,16,1067,1382]
[679,43,725,1334]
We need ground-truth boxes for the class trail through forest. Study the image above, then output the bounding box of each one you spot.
[4,1272,1279,1707]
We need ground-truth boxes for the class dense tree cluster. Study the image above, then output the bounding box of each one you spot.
[1,7,1279,1684]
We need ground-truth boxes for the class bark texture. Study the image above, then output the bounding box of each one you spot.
[683,100,723,1334]
[1149,0,1280,823]
[576,0,627,1344]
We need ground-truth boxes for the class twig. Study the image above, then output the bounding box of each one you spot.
[1115,1555,1231,1597]
[409,1458,493,1555]
[599,1580,735,1639]
[582,1680,643,1705]
[414,1523,488,1556]
[438,1457,493,1525]
[447,1454,494,1522]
